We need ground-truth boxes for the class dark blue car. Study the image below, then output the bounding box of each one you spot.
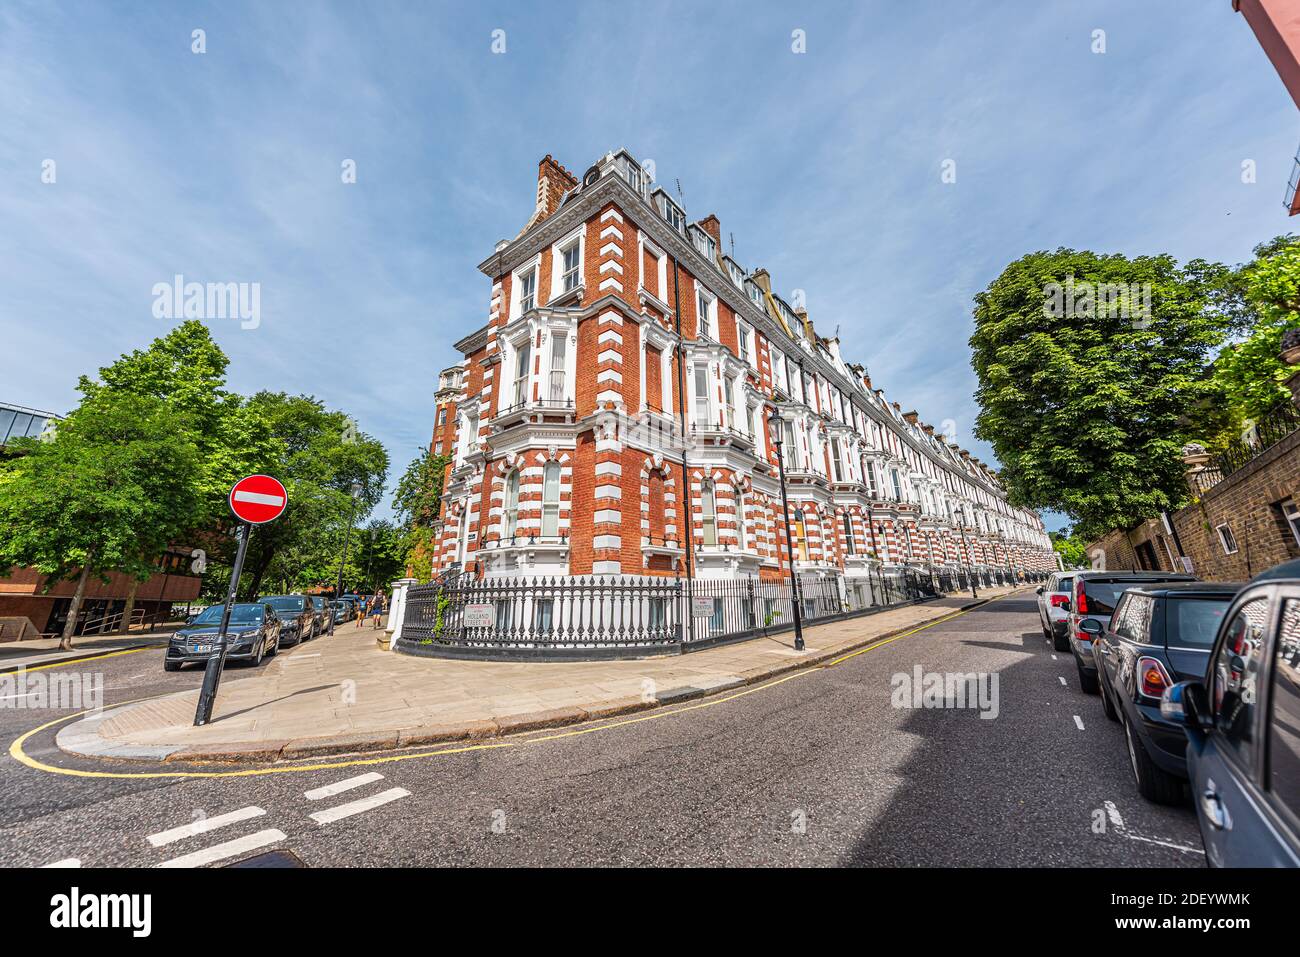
[1162,562,1300,867]
[1089,582,1240,804]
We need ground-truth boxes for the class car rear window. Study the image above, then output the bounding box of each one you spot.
[1168,597,1231,649]
[1076,581,1134,616]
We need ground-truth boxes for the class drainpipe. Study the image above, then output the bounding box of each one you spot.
[671,258,696,644]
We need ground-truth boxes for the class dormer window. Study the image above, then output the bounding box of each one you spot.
[691,227,716,261]
[654,191,686,232]
[745,281,764,306]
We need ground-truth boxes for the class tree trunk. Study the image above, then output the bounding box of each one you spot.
[116,579,140,635]
[61,559,94,651]
[244,548,274,602]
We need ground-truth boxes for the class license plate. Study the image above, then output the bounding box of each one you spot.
[192,643,215,654]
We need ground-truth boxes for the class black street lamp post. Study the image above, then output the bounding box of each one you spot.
[954,505,977,600]
[328,481,363,637]
[768,409,805,652]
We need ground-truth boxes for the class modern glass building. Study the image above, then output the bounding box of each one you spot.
[0,401,60,447]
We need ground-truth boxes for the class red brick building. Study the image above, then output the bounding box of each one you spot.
[425,150,1055,595]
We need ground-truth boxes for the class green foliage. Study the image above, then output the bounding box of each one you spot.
[0,390,204,592]
[228,392,389,600]
[970,248,1231,541]
[1049,530,1087,569]
[1210,235,1300,423]
[392,447,452,579]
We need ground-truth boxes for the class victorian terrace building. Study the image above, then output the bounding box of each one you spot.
[426,150,1054,602]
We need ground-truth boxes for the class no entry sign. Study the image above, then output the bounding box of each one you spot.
[229,474,288,524]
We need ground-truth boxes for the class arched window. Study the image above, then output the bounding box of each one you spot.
[541,461,561,537]
[735,489,747,550]
[647,471,666,543]
[700,480,717,547]
[504,470,520,539]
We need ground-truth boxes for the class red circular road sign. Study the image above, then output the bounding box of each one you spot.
[229,474,288,524]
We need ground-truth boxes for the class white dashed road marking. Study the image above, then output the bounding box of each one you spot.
[309,787,410,825]
[147,806,266,848]
[1073,715,1085,730]
[1058,676,1067,686]
[157,829,286,868]
[304,772,385,801]
[42,858,81,868]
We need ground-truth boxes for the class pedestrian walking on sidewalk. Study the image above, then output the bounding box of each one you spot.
[355,595,368,628]
[370,593,385,630]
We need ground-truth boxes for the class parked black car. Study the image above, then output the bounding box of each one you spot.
[1089,582,1240,803]
[333,598,358,624]
[1067,570,1196,694]
[1162,560,1300,866]
[165,602,281,671]
[310,596,331,635]
[258,595,315,644]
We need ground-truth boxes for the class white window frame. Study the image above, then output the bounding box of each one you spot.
[700,480,717,547]
[541,461,561,537]
[510,256,541,321]
[504,470,521,539]
[695,283,716,341]
[1216,522,1238,555]
[1285,499,1300,550]
[550,228,585,299]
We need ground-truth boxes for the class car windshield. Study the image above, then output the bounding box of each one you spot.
[263,597,303,613]
[192,605,263,626]
[1169,597,1231,649]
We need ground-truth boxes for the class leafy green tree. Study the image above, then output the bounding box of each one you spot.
[1049,530,1087,569]
[235,392,388,600]
[392,447,452,580]
[1210,235,1300,422]
[0,392,203,648]
[970,248,1231,540]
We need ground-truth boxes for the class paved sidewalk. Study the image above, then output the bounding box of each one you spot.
[56,586,1027,764]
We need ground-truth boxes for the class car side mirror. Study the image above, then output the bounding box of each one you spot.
[1079,618,1103,636]
[1161,680,1210,731]
[1060,599,1071,612]
[1035,586,1044,595]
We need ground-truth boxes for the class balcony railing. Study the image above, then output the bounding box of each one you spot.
[1218,398,1300,478]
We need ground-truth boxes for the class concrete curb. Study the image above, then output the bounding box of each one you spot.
[54,590,1018,766]
[0,642,158,674]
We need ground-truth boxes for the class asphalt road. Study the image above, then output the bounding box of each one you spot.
[0,595,1205,867]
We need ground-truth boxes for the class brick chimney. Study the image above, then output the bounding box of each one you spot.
[519,154,578,235]
[697,214,722,246]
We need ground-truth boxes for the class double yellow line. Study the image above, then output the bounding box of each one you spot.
[7,594,1009,780]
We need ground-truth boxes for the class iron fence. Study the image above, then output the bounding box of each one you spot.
[398,562,1039,660]
[1218,398,1300,477]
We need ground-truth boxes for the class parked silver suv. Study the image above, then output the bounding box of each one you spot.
[1036,572,1076,652]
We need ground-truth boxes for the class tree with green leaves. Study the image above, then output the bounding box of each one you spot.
[1210,235,1300,423]
[234,392,388,600]
[392,447,452,580]
[1049,530,1088,569]
[970,248,1232,541]
[0,391,204,648]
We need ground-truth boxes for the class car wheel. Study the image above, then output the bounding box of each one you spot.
[1123,711,1184,805]
[1075,656,1099,694]
[1098,669,1119,722]
[267,632,280,657]
[250,639,264,668]
[164,659,181,672]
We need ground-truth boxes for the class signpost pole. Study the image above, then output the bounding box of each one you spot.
[194,521,251,727]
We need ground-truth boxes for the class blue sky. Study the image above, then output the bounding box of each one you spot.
[2,1,1296,531]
